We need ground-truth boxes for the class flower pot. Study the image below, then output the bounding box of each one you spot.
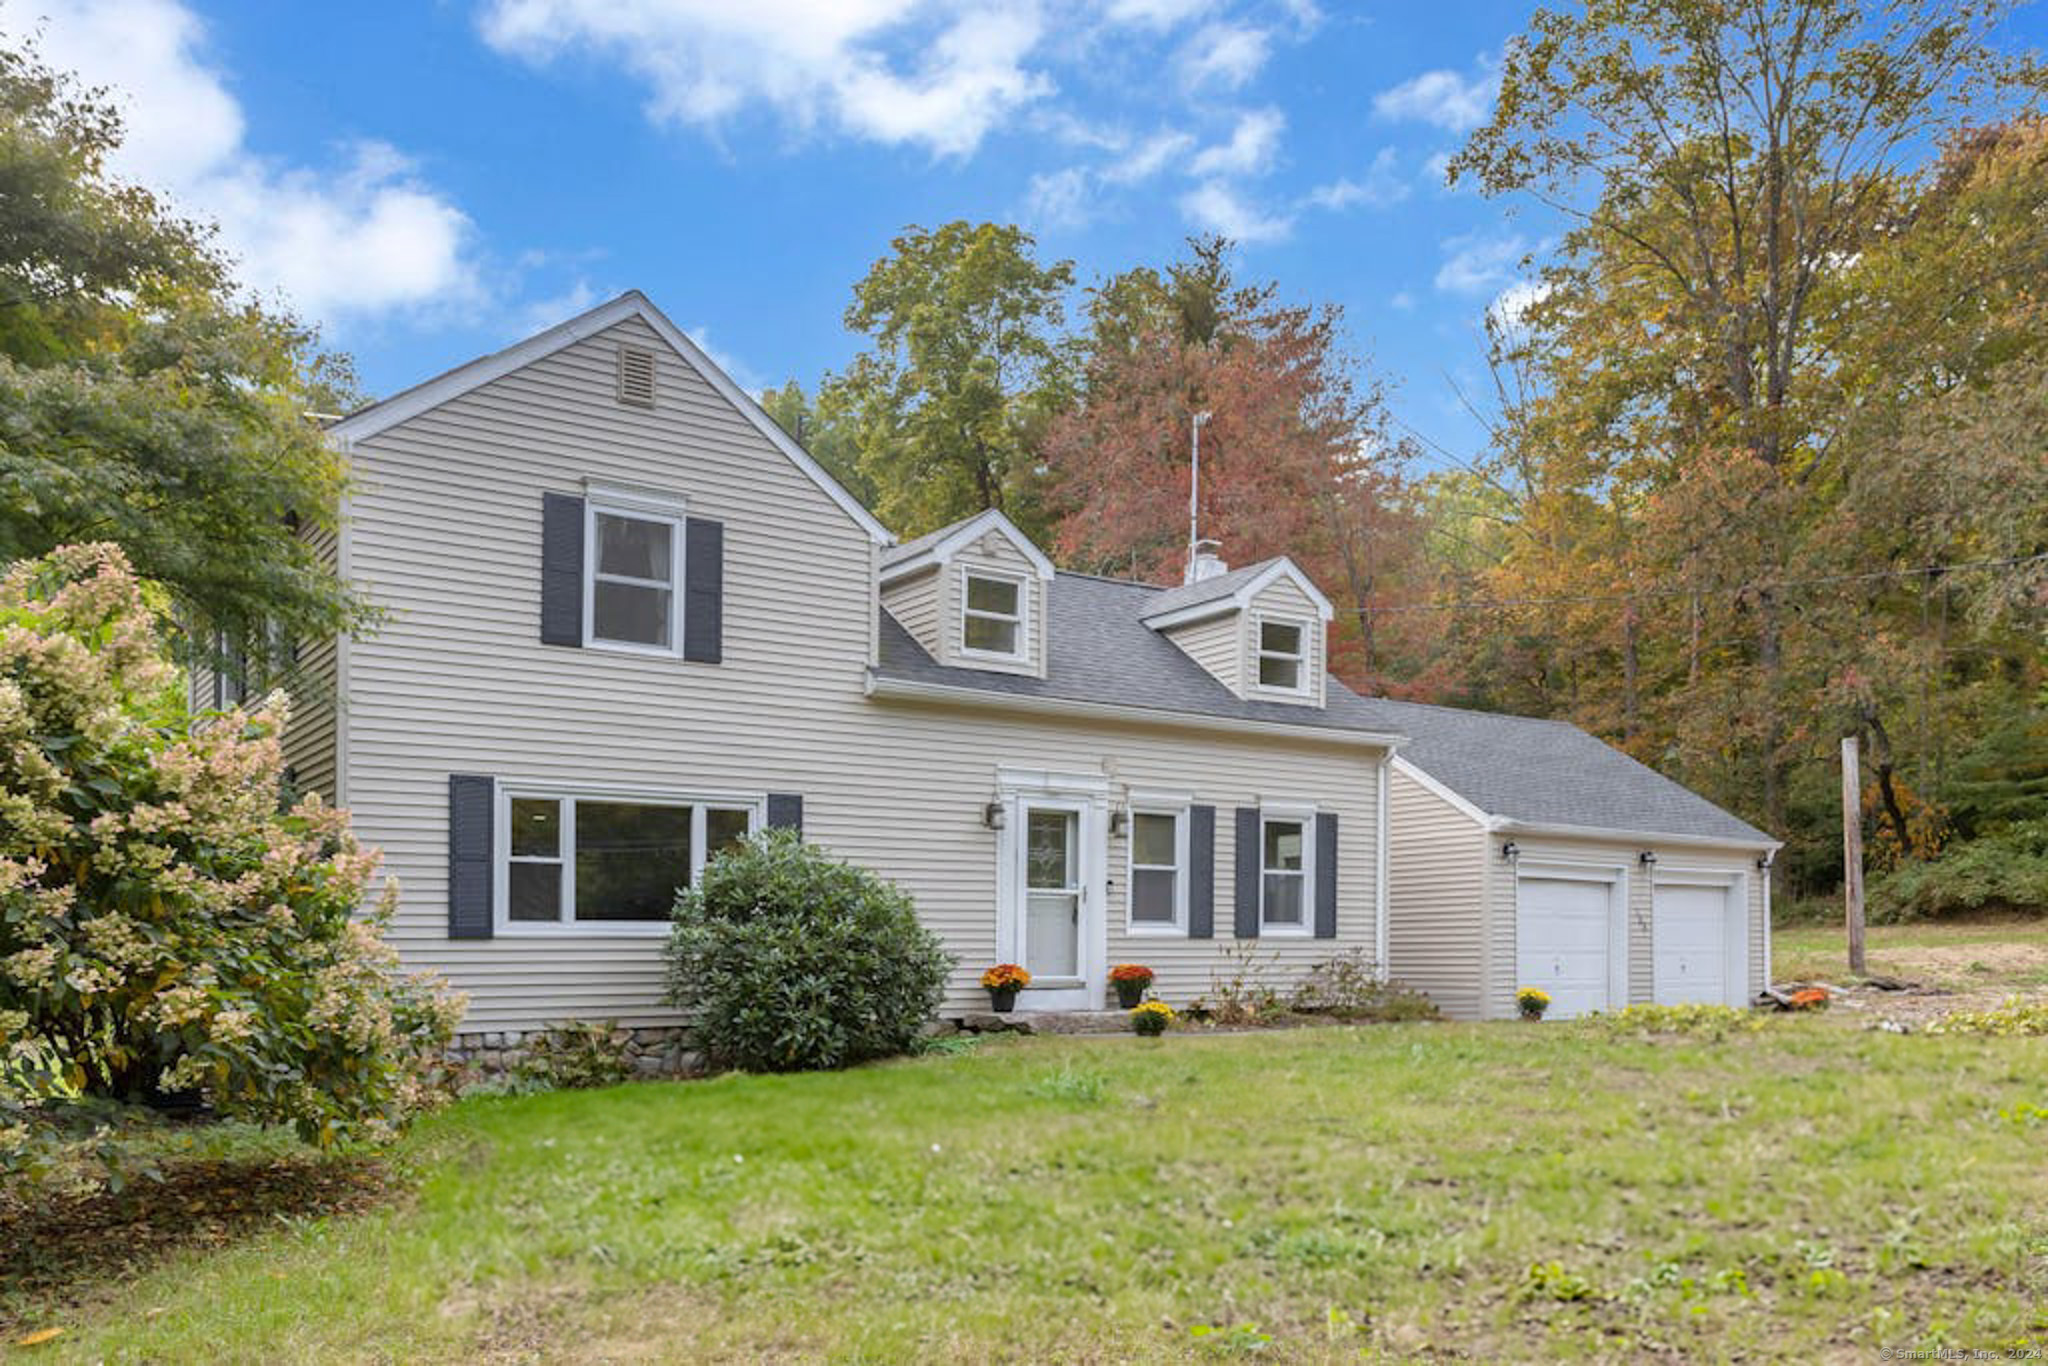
[1133,1015,1169,1037]
[1114,979,1149,1009]
[1518,1008,1546,1022]
[988,985,1020,1013]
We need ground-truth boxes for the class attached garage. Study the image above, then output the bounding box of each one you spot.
[1381,700,1778,1021]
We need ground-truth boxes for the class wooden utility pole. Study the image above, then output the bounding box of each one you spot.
[1841,735,1867,975]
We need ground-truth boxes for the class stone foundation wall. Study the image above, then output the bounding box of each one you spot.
[446,1026,699,1078]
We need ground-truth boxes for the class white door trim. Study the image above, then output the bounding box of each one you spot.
[1513,859,1630,1014]
[994,769,1109,1011]
[1650,867,1750,1008]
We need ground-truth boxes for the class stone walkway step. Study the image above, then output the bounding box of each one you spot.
[958,1009,1134,1036]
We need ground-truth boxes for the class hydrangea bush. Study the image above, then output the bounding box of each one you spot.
[0,545,462,1174]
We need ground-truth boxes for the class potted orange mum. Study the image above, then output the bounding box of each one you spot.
[1109,963,1154,1009]
[981,963,1031,1012]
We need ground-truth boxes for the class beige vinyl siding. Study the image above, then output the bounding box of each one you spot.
[880,566,942,658]
[1481,833,1767,1018]
[1163,613,1244,696]
[942,532,1046,677]
[343,314,1385,1029]
[1385,766,1490,1018]
[280,522,341,803]
[1247,576,1325,707]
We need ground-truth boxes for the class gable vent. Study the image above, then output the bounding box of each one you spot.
[616,344,657,408]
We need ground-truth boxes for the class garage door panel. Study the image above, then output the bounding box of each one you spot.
[1515,877,1615,1020]
[1653,883,1734,1006]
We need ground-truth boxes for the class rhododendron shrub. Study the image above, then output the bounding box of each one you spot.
[0,545,461,1170]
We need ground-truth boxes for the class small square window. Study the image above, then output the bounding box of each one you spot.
[588,509,677,650]
[1257,618,1306,691]
[962,571,1025,659]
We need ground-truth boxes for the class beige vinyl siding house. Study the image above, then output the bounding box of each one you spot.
[317,292,1403,1033]
[1381,701,1778,1021]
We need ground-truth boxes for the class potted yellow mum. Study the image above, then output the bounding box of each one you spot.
[1516,986,1552,1021]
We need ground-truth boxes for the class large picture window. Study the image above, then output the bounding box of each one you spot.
[1127,807,1187,933]
[500,789,758,931]
[586,501,681,652]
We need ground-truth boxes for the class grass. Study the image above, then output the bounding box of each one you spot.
[1773,919,2048,991]
[12,1018,2048,1363]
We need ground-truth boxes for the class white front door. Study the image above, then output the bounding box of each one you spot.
[1654,881,1741,1006]
[1000,792,1103,1010]
[1515,875,1618,1019]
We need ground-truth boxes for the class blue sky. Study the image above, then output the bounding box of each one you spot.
[12,1,2036,471]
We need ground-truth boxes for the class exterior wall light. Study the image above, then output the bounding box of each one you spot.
[982,801,1006,831]
[1639,850,1658,867]
[1500,841,1520,863]
[1108,808,1127,838]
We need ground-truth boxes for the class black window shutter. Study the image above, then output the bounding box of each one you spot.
[684,517,724,663]
[448,774,495,939]
[1233,806,1261,938]
[540,493,585,647]
[1188,805,1215,938]
[766,793,803,834]
[1314,812,1338,939]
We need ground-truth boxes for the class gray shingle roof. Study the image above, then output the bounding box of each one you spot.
[875,570,1404,738]
[1140,558,1287,618]
[1376,698,1774,845]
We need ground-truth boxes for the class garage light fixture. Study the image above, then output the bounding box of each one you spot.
[1638,850,1658,867]
[1500,841,1520,863]
[1756,851,1774,872]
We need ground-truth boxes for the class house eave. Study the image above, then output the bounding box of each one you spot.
[865,672,1405,751]
[1488,816,1782,853]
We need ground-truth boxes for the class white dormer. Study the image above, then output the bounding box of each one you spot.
[879,508,1055,678]
[1142,556,1333,707]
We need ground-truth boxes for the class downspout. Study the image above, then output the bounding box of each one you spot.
[1375,749,1391,980]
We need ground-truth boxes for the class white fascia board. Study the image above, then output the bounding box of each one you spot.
[1488,816,1783,853]
[327,291,894,547]
[879,508,1055,583]
[1140,557,1335,630]
[865,673,1404,750]
[1389,754,1492,828]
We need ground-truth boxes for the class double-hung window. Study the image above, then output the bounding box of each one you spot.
[1259,811,1314,934]
[1256,617,1307,692]
[961,570,1026,661]
[1127,806,1187,934]
[586,498,682,652]
[502,790,758,932]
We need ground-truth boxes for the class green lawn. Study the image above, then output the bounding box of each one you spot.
[1773,919,2048,991]
[16,1019,2048,1363]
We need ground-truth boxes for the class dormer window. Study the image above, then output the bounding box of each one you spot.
[1257,618,1307,692]
[961,570,1026,661]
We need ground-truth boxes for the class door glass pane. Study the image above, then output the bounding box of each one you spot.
[964,614,1018,654]
[1264,820,1304,872]
[1264,873,1304,925]
[509,862,561,921]
[706,807,751,860]
[1132,867,1177,924]
[596,513,672,581]
[1132,812,1176,867]
[1026,809,1074,889]
[1026,894,1079,976]
[510,798,560,857]
[575,801,692,920]
[966,575,1018,615]
[593,581,672,646]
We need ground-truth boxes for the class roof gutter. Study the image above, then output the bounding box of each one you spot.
[865,673,1406,752]
[1488,816,1783,853]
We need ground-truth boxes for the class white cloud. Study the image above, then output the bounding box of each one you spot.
[1105,0,1217,27]
[12,0,480,324]
[1372,62,1499,133]
[1389,290,1416,312]
[480,0,1052,159]
[1179,22,1269,90]
[1024,166,1093,228]
[1189,106,1284,177]
[1486,279,1552,338]
[1305,146,1406,211]
[1179,180,1292,243]
[684,323,763,392]
[1103,129,1196,184]
[1435,233,1528,295]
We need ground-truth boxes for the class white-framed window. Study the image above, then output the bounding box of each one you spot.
[585,495,683,653]
[498,787,760,934]
[1256,616,1309,692]
[1259,809,1315,934]
[1126,805,1188,934]
[960,568,1027,661]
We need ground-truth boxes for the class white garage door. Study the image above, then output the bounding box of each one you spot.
[1653,883,1735,1006]
[1515,877,1614,1019]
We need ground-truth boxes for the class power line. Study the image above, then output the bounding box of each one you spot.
[1349,552,2048,617]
